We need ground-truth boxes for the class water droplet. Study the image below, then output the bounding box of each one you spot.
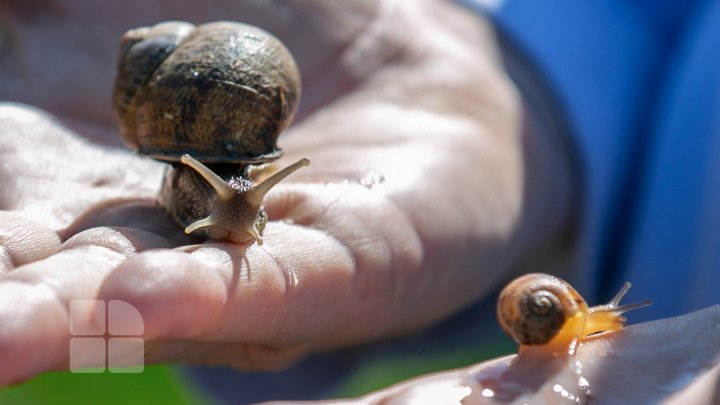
[578,376,589,390]
[567,339,579,355]
[359,171,386,190]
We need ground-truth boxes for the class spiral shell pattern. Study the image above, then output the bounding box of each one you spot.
[497,273,586,345]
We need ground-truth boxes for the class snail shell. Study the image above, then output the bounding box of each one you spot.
[112,21,306,244]
[113,20,301,163]
[497,273,588,346]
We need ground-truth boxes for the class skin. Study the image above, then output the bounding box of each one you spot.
[265,305,720,404]
[0,0,571,381]
[0,0,716,401]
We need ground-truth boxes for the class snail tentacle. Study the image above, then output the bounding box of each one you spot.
[584,283,652,337]
[180,154,235,201]
[185,216,216,234]
[179,154,308,245]
[245,158,310,207]
[610,281,632,306]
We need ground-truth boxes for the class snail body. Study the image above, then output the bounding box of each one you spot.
[112,21,307,244]
[497,273,651,354]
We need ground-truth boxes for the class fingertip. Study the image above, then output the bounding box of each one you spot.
[0,282,68,386]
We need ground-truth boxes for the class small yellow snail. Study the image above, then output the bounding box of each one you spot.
[112,21,307,244]
[497,273,651,354]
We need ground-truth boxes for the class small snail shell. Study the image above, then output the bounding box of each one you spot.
[112,21,307,244]
[497,273,651,353]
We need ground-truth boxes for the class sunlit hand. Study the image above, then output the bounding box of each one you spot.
[0,0,573,385]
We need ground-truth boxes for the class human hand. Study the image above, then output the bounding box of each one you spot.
[267,305,720,404]
[0,0,574,384]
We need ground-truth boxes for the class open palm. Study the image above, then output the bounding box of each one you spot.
[0,0,573,386]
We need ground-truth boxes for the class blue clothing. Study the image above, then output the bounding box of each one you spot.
[465,0,720,319]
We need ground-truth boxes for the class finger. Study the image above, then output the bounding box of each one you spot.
[0,226,177,385]
[60,226,177,254]
[95,224,350,370]
[96,223,348,342]
[0,281,68,385]
[0,247,125,385]
[0,212,61,275]
[96,184,427,368]
[63,199,194,246]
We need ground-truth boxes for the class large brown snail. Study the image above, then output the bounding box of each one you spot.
[497,273,651,354]
[112,21,308,245]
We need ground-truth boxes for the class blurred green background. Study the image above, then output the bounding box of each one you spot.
[0,366,210,405]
